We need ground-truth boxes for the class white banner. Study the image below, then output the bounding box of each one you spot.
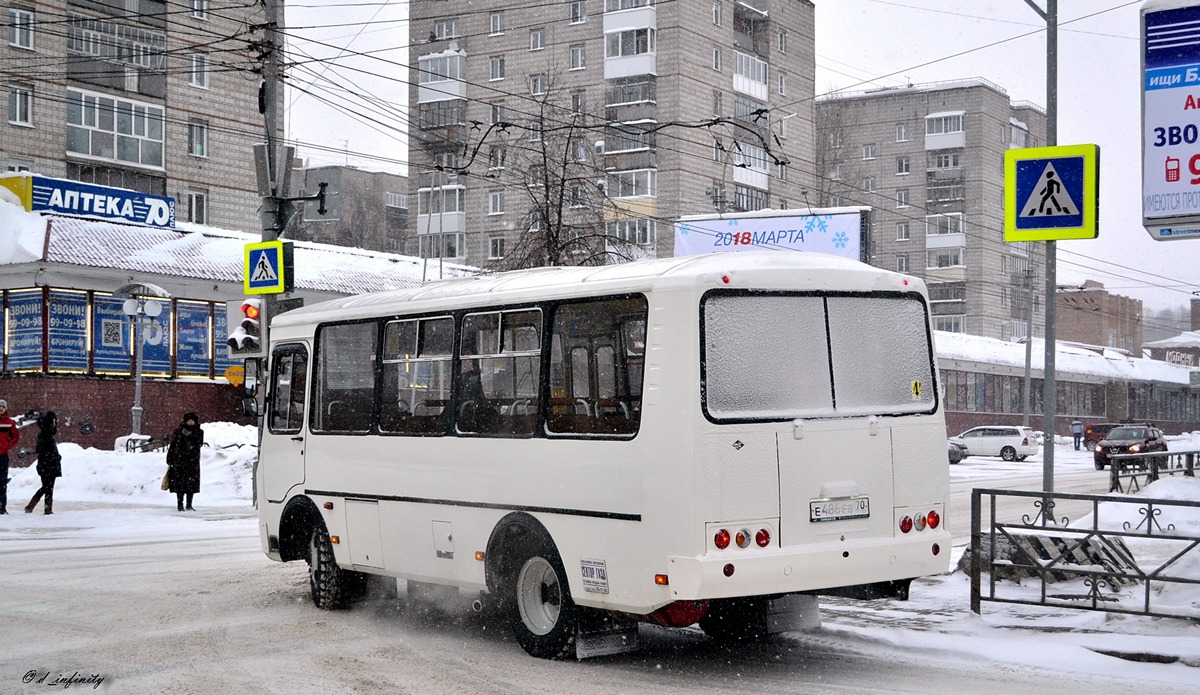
[673,210,863,259]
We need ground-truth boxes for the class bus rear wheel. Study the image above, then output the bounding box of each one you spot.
[309,522,357,610]
[505,538,578,660]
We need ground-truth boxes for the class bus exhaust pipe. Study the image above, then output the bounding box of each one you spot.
[470,598,484,613]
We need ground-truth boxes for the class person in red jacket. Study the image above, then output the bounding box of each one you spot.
[0,399,20,515]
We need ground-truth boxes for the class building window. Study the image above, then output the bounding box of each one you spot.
[9,8,33,49]
[607,218,656,245]
[777,161,788,181]
[863,176,875,193]
[896,255,908,272]
[830,131,843,148]
[186,190,207,224]
[67,13,167,69]
[926,213,964,235]
[934,316,963,333]
[489,237,506,260]
[777,28,787,53]
[712,2,722,25]
[571,44,586,69]
[490,101,505,124]
[1011,125,1028,148]
[896,222,910,241]
[489,190,505,215]
[416,186,465,215]
[488,146,506,170]
[733,143,768,173]
[605,0,655,9]
[896,189,909,208]
[529,73,547,95]
[187,54,208,88]
[896,156,910,175]
[829,163,842,181]
[489,56,505,81]
[418,53,465,83]
[926,114,964,135]
[732,51,767,85]
[733,185,767,211]
[896,123,909,142]
[712,48,722,71]
[570,1,586,24]
[712,90,722,116]
[927,248,964,268]
[530,28,545,51]
[7,84,31,125]
[433,19,458,39]
[189,0,208,20]
[571,90,586,113]
[607,169,656,198]
[606,28,655,58]
[862,143,876,160]
[605,121,655,153]
[419,233,464,260]
[188,120,208,157]
[712,138,723,161]
[418,99,466,129]
[778,73,786,95]
[490,11,505,35]
[933,151,961,169]
[66,88,164,168]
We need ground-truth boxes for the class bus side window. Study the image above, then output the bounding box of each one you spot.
[313,322,377,434]
[381,317,452,434]
[457,309,540,436]
[268,348,307,434]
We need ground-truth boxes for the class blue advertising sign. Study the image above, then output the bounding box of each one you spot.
[7,289,43,371]
[92,295,132,374]
[176,301,212,376]
[213,305,237,374]
[47,290,89,372]
[141,302,173,375]
[5,175,176,228]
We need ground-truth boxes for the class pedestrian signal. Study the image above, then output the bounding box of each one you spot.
[226,298,265,357]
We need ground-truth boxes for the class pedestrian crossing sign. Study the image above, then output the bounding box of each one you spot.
[1004,144,1099,241]
[243,240,293,295]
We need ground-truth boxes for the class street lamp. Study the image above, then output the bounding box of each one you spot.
[122,295,162,436]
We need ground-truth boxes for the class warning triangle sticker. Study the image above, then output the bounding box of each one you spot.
[1020,162,1078,218]
[250,251,278,283]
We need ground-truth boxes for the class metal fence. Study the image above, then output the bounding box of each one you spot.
[969,473,1200,621]
[1108,449,1197,493]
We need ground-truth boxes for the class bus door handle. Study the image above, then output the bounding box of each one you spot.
[291,436,304,442]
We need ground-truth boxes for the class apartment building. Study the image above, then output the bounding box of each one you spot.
[407,0,816,268]
[1,0,278,232]
[816,79,1049,340]
[287,165,410,254]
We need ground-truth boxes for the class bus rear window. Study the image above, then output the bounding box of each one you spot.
[702,293,936,421]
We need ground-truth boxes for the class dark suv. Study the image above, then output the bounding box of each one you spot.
[1082,422,1122,450]
[1093,425,1168,470]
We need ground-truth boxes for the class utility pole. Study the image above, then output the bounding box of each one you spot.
[1024,0,1058,494]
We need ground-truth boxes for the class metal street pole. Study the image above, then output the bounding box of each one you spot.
[1024,0,1058,495]
[131,310,145,435]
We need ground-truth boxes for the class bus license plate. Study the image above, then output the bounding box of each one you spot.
[809,496,870,522]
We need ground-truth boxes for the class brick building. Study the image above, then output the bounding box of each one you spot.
[1055,280,1144,356]
[1,0,279,232]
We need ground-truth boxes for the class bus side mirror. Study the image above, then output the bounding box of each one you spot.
[243,357,261,398]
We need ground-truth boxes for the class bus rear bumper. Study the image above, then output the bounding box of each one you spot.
[664,531,951,601]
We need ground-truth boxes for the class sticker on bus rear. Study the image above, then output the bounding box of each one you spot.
[580,558,609,593]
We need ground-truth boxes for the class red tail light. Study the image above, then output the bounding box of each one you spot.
[1022,437,1029,445]
[927,509,941,529]
[755,529,771,547]
[899,516,913,533]
[714,529,730,549]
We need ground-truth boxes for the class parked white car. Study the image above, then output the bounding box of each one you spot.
[948,426,1040,462]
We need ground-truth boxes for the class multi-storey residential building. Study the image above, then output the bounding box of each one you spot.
[287,165,410,254]
[816,79,1048,341]
[407,0,816,268]
[1,0,278,232]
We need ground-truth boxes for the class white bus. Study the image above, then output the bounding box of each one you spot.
[254,251,950,659]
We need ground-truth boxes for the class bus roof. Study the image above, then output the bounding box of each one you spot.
[272,251,924,328]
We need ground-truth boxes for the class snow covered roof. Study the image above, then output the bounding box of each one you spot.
[0,199,477,295]
[936,330,1194,385]
[1145,330,1200,350]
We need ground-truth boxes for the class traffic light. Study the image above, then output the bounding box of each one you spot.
[227,297,265,357]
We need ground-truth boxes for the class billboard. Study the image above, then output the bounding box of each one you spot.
[674,208,866,260]
[0,173,175,229]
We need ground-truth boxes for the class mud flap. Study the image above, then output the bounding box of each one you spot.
[765,594,821,633]
[575,610,639,659]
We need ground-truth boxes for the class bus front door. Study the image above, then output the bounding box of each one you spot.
[261,343,309,504]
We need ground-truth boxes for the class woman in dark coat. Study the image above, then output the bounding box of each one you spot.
[167,412,204,511]
[25,411,61,515]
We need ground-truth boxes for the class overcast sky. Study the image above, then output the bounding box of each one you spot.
[284,1,1197,313]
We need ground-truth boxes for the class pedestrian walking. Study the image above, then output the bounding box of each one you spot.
[1071,418,1084,451]
[0,399,19,514]
[166,412,204,511]
[24,411,61,515]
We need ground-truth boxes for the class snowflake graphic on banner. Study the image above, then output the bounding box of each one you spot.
[804,215,831,235]
[833,231,849,249]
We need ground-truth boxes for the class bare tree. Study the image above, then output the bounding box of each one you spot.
[811,93,857,208]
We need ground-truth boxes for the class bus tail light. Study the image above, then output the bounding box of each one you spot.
[723,563,735,577]
[932,543,941,556]
[927,510,941,529]
[755,528,771,547]
[898,516,913,534]
[714,529,731,549]
[914,514,927,531]
[735,529,751,548]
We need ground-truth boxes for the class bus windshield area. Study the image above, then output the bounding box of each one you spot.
[702,292,937,421]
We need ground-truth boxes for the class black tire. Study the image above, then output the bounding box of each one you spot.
[1000,446,1017,462]
[698,597,770,642]
[1016,455,1028,462]
[1084,439,1098,451]
[309,522,354,610]
[1094,459,1106,470]
[505,535,578,660]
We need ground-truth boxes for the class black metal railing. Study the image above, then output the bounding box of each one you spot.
[1108,450,1197,493]
[970,487,1200,621]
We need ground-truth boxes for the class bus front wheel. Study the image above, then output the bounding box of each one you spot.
[505,538,578,660]
[309,522,356,610]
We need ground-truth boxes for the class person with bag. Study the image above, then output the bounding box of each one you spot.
[24,411,61,515]
[166,412,204,511]
[0,399,19,515]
